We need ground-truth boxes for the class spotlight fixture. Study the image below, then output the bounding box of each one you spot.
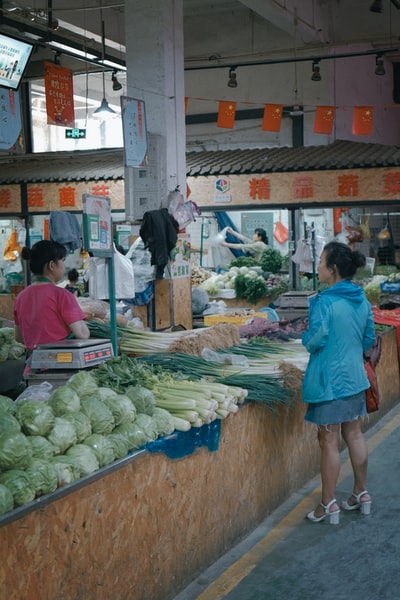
[311,60,321,81]
[375,54,385,75]
[369,0,383,12]
[227,67,238,88]
[112,70,122,91]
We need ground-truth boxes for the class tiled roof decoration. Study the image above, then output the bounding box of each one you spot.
[0,140,399,185]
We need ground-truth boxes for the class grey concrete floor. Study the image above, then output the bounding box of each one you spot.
[175,402,400,600]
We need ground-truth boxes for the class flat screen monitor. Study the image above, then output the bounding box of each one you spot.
[0,32,35,91]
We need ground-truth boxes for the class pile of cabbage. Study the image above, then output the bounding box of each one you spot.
[0,327,25,362]
[0,372,175,516]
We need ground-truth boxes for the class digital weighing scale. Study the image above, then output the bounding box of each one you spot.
[27,339,114,389]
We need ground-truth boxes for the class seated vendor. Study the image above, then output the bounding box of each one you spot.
[13,240,89,352]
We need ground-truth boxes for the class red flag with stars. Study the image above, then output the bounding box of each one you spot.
[313,106,335,134]
[261,104,283,132]
[217,101,236,129]
[352,106,374,136]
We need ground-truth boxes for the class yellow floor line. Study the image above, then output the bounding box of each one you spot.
[196,410,400,600]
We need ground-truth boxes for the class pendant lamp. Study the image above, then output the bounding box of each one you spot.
[93,19,116,118]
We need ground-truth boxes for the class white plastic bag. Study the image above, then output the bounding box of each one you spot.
[88,245,135,300]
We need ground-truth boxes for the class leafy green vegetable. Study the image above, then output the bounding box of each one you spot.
[81,397,115,435]
[234,274,269,304]
[113,421,149,450]
[63,411,92,443]
[0,411,21,435]
[134,413,158,441]
[0,483,14,515]
[51,456,81,485]
[0,469,35,507]
[126,385,155,416]
[46,417,78,455]
[83,433,115,467]
[152,407,175,437]
[27,435,55,461]
[66,371,98,396]
[26,459,58,496]
[0,328,25,362]
[0,431,32,470]
[106,433,129,460]
[15,400,55,436]
[229,256,258,268]
[0,395,16,415]
[259,248,283,274]
[47,386,81,416]
[97,388,136,426]
[65,444,100,476]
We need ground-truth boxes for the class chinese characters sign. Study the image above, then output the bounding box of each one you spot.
[82,193,112,255]
[0,89,23,151]
[121,96,148,167]
[44,62,74,127]
[189,167,400,208]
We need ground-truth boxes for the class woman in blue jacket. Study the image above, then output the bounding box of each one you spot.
[302,241,376,524]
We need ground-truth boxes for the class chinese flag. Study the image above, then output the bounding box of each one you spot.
[313,106,335,134]
[352,106,374,136]
[261,104,283,131]
[217,101,236,129]
[184,96,189,114]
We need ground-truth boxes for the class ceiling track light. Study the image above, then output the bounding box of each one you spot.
[311,60,321,81]
[370,0,383,12]
[112,70,122,91]
[227,67,238,88]
[375,54,386,75]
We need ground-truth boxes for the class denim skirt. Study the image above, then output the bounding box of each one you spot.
[304,391,367,425]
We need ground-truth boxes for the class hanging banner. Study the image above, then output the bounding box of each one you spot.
[217,101,236,129]
[352,106,374,136]
[120,96,148,167]
[313,106,335,135]
[0,89,24,152]
[261,104,283,132]
[44,62,75,127]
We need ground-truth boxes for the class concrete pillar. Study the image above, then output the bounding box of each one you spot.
[124,0,186,220]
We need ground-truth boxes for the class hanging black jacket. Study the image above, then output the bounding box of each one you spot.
[139,208,179,274]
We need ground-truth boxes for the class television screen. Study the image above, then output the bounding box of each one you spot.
[0,32,35,91]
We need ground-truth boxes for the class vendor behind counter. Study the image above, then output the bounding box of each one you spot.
[13,241,89,353]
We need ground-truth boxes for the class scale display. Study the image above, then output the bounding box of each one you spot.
[30,339,114,370]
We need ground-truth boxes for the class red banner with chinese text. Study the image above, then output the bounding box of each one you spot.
[44,62,75,127]
[313,106,335,134]
[261,104,283,132]
[352,106,374,136]
[217,101,236,129]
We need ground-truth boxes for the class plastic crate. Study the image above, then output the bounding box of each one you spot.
[203,311,268,326]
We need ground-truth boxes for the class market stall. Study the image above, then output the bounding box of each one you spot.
[0,322,399,600]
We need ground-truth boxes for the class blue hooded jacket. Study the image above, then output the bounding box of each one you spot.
[302,280,376,403]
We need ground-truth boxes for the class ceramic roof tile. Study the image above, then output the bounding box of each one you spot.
[1,141,400,185]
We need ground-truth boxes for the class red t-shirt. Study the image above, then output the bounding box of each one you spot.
[13,283,86,350]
